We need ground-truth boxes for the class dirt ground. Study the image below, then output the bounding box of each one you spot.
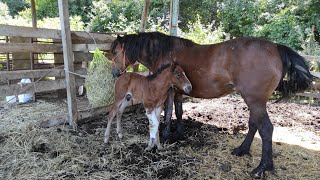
[0,94,319,179]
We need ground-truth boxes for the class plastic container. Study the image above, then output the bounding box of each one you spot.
[6,95,17,103]
[18,79,33,103]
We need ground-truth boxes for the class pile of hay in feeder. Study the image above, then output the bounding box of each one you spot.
[85,48,115,108]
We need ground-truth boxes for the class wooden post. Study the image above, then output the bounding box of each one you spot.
[139,0,150,32]
[30,0,37,101]
[169,0,179,36]
[133,0,151,72]
[58,0,78,129]
[6,36,10,85]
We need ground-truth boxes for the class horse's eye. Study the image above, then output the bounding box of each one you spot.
[176,73,181,78]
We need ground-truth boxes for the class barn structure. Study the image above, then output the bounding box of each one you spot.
[0,0,319,127]
[0,0,180,128]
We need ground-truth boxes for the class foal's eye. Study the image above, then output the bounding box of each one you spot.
[176,74,181,78]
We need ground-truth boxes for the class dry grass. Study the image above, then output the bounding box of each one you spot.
[0,96,319,179]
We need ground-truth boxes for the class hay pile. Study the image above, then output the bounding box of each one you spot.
[85,48,115,108]
[0,96,319,179]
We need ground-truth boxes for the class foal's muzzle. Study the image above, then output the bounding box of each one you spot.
[183,84,192,94]
[112,68,121,78]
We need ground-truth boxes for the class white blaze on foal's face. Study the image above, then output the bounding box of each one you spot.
[146,109,159,142]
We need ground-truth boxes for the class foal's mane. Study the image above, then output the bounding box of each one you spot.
[146,63,171,81]
[111,32,195,66]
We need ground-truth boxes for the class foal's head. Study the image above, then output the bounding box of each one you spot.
[150,63,192,94]
[170,64,192,94]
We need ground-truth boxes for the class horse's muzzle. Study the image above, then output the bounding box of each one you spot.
[112,68,121,78]
[183,84,192,94]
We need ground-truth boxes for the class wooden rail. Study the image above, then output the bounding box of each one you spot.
[0,24,116,44]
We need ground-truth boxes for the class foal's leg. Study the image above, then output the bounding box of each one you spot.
[116,95,131,139]
[174,93,184,139]
[145,109,160,151]
[104,104,118,144]
[155,107,163,150]
[163,87,175,140]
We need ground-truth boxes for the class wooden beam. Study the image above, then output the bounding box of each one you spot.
[73,43,111,52]
[0,68,86,81]
[302,55,320,62]
[0,43,62,53]
[311,72,320,78]
[0,24,116,43]
[0,78,84,97]
[139,0,150,32]
[58,0,78,129]
[169,0,179,36]
[0,43,112,52]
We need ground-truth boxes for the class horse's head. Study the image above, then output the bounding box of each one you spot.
[170,64,192,94]
[110,36,131,78]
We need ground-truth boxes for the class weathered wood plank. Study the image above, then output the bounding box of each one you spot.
[0,68,87,81]
[0,43,112,52]
[311,72,320,78]
[296,92,320,99]
[73,43,112,51]
[302,55,320,62]
[58,0,78,128]
[0,43,62,53]
[0,24,116,43]
[0,78,84,97]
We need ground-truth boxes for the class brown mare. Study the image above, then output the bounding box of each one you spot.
[104,63,192,151]
[109,32,314,177]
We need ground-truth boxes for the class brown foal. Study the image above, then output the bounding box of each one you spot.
[104,63,192,150]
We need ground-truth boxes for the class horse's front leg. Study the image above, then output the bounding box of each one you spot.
[163,87,175,141]
[174,93,184,139]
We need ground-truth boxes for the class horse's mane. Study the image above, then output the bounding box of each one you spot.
[146,63,171,81]
[111,32,195,66]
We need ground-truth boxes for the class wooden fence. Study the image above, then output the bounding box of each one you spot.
[0,24,118,97]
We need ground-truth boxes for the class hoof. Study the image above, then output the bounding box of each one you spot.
[145,146,153,151]
[251,163,274,179]
[157,145,163,151]
[231,147,251,156]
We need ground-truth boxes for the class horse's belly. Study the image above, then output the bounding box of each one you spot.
[187,71,236,98]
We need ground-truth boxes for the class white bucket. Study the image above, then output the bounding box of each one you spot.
[6,95,17,103]
[18,79,33,103]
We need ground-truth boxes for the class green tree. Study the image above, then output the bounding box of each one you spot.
[1,0,29,16]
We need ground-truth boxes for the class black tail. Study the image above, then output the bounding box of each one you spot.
[276,44,313,101]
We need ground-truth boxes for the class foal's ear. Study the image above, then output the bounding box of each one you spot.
[117,35,123,42]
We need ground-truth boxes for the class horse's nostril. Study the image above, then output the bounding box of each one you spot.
[112,69,121,78]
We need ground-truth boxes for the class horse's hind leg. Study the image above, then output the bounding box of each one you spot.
[116,94,132,139]
[232,112,257,156]
[251,107,274,178]
[233,102,274,177]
